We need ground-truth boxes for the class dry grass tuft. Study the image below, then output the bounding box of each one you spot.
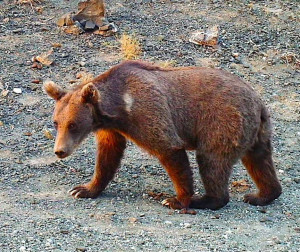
[76,71,94,85]
[18,0,42,4]
[119,34,141,60]
[17,0,43,9]
[157,60,177,68]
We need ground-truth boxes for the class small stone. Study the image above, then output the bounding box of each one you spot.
[260,217,273,222]
[129,217,138,223]
[13,88,22,94]
[258,208,267,213]
[32,79,41,84]
[76,247,87,252]
[282,178,292,185]
[85,20,96,30]
[79,61,86,67]
[44,129,54,140]
[99,24,110,31]
[294,177,300,183]
[164,221,172,225]
[57,13,74,27]
[183,222,192,228]
[232,52,239,58]
[189,25,219,47]
[19,246,26,252]
[52,43,62,48]
[1,90,9,97]
[272,236,281,244]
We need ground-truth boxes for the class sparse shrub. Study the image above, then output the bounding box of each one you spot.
[119,34,141,60]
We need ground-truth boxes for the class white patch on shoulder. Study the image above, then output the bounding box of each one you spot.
[123,92,134,112]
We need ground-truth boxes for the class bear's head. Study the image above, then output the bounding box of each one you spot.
[44,81,102,159]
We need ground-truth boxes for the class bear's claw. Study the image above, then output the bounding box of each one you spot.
[161,197,184,209]
[68,185,100,199]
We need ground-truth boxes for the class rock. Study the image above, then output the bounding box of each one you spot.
[294,177,300,183]
[19,246,26,252]
[32,79,41,84]
[282,177,292,185]
[99,24,110,31]
[129,217,138,223]
[62,24,84,35]
[13,88,22,94]
[35,49,54,66]
[57,13,74,27]
[52,43,62,48]
[260,217,273,222]
[189,25,219,47]
[85,20,96,30]
[1,90,9,97]
[76,247,87,252]
[44,129,54,140]
[183,222,192,228]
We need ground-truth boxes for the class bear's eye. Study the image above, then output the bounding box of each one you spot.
[53,121,58,129]
[68,123,77,130]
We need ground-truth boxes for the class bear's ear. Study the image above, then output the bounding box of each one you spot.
[81,83,100,104]
[43,80,66,101]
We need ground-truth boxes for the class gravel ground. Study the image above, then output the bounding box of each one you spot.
[0,0,299,251]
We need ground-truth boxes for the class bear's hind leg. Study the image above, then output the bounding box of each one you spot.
[190,155,231,210]
[242,139,282,206]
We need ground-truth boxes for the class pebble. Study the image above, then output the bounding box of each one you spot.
[260,217,273,222]
[129,217,138,223]
[294,178,300,183]
[181,222,192,228]
[19,246,26,252]
[76,247,87,252]
[282,178,292,185]
[13,88,22,94]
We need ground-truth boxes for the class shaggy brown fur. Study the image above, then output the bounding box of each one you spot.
[44,60,282,210]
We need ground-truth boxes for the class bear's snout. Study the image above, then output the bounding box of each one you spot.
[54,150,68,159]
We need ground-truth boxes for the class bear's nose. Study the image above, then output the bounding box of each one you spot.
[55,150,67,158]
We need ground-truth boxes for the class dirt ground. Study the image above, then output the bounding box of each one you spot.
[0,0,299,251]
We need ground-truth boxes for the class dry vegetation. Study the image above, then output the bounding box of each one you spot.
[17,0,42,4]
[156,60,177,68]
[75,71,94,85]
[119,34,141,60]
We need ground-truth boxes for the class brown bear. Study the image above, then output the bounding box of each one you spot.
[44,60,282,210]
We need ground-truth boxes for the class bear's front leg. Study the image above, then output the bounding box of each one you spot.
[158,149,194,209]
[69,130,126,198]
